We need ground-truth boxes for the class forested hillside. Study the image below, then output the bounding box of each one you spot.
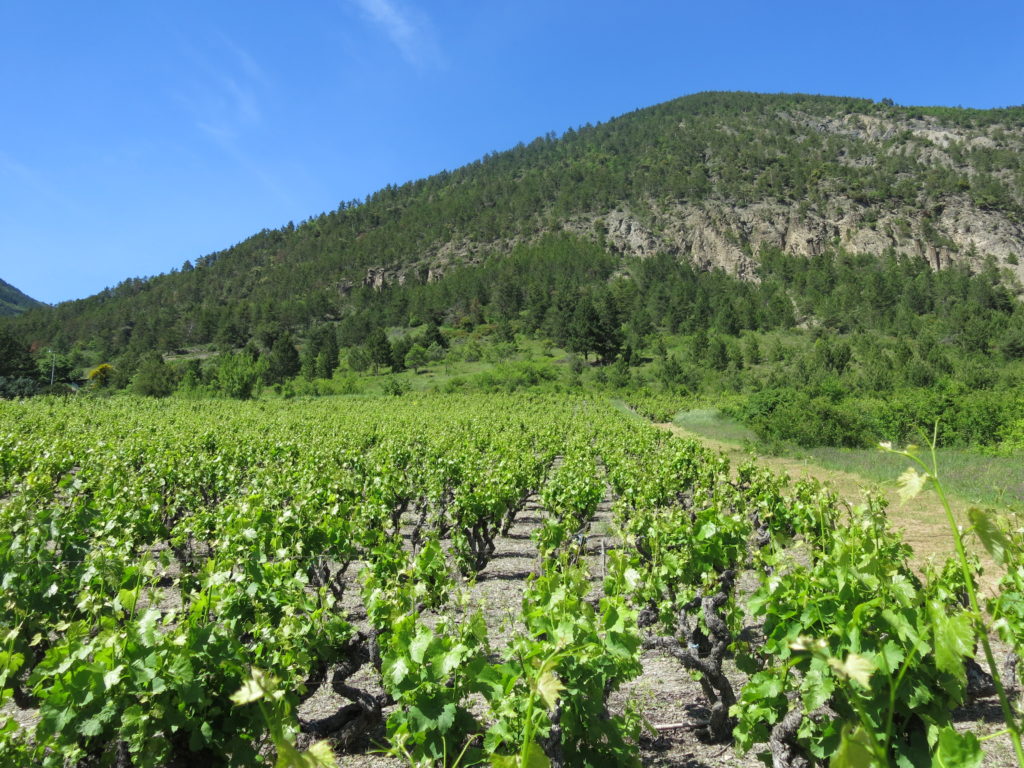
[5,91,1023,356]
[0,279,44,316]
[1,91,1023,452]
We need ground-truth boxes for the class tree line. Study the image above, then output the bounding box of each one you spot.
[4,92,1021,361]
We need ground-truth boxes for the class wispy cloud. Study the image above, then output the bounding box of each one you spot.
[177,36,264,142]
[349,0,444,70]
[219,35,269,89]
[170,34,294,209]
[0,152,83,216]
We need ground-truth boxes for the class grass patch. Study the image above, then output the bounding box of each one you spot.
[797,445,1024,509]
[673,408,758,444]
[672,408,1024,508]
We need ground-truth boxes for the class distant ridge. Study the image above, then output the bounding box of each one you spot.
[0,278,45,316]
[4,91,1024,352]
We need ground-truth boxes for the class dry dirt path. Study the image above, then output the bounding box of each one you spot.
[653,421,1004,594]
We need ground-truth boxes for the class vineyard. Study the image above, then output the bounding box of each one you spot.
[1,394,1022,767]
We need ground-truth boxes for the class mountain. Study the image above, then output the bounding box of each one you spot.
[4,91,1024,355]
[0,278,45,316]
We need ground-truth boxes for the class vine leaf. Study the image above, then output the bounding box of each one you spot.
[968,507,1010,566]
[831,724,875,768]
[934,725,982,768]
[536,669,564,710]
[828,653,875,688]
[931,608,973,683]
[896,468,929,503]
[491,741,551,768]
[275,739,339,768]
[103,664,124,690]
[231,669,271,705]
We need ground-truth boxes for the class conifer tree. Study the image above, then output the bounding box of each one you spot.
[266,334,300,384]
[366,328,393,374]
[0,328,37,379]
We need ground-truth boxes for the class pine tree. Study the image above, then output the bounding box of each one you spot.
[569,295,601,360]
[266,334,300,384]
[366,328,393,374]
[130,352,175,397]
[0,329,37,379]
[311,326,339,377]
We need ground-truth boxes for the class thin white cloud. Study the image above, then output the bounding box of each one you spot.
[0,152,83,216]
[350,0,444,69]
[219,74,260,125]
[219,36,269,88]
[170,35,292,209]
[173,33,265,141]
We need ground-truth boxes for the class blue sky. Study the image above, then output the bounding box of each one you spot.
[1,0,1021,304]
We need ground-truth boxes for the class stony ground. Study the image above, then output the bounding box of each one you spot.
[303,477,769,768]
[299,466,1019,767]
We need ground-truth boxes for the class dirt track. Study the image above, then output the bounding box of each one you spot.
[654,421,1004,592]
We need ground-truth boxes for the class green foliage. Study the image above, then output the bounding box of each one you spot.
[265,334,301,384]
[366,328,393,374]
[380,609,490,765]
[881,440,1024,766]
[737,388,875,448]
[622,391,687,422]
[130,352,175,397]
[464,360,559,393]
[734,497,975,766]
[404,343,428,373]
[0,328,37,379]
[534,452,604,561]
[382,375,411,396]
[0,376,42,398]
[215,351,264,399]
[310,326,339,379]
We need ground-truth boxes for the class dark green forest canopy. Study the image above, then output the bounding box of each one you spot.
[4,91,1023,357]
[0,279,44,317]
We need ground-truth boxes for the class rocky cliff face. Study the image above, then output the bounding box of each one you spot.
[567,107,1024,284]
[368,106,1024,291]
[569,196,1024,286]
[366,194,1024,292]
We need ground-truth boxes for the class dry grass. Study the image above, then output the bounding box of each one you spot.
[655,421,1005,597]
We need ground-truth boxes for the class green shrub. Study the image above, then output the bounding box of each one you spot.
[738,388,874,448]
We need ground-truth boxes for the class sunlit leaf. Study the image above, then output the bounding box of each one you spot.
[829,653,875,688]
[896,467,929,503]
[536,669,564,710]
[968,507,1010,566]
[231,669,272,705]
[103,664,124,690]
[934,725,982,768]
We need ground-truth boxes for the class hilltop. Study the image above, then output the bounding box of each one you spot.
[0,278,45,317]
[4,91,1022,355]
[1,92,1023,457]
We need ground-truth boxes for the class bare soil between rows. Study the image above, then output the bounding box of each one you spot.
[315,447,1018,767]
